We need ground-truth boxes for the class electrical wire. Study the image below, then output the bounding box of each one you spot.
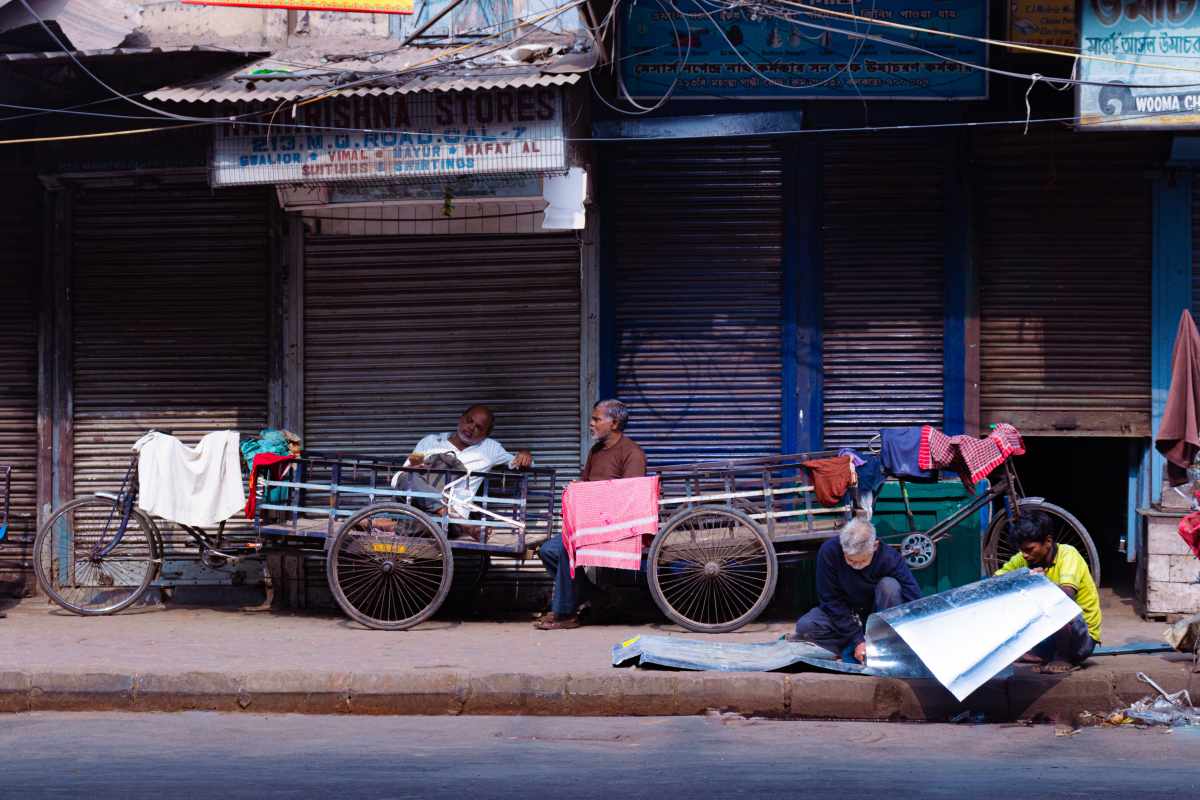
[770,0,1200,74]
[11,0,586,130]
[307,207,548,223]
[3,100,1194,146]
[754,5,1200,91]
[7,0,1200,143]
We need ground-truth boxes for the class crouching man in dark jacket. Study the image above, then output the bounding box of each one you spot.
[790,518,921,663]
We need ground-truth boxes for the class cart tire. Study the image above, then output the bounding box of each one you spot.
[647,507,778,634]
[327,503,453,630]
[32,495,162,616]
[982,499,1100,587]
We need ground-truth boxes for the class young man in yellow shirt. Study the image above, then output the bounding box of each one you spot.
[995,511,1102,674]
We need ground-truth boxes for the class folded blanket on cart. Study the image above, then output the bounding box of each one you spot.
[133,430,245,527]
[918,423,1025,489]
[244,453,296,519]
[562,476,660,576]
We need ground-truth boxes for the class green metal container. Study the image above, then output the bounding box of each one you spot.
[772,479,986,616]
[872,479,986,596]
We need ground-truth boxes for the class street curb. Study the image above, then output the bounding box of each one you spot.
[0,668,1195,721]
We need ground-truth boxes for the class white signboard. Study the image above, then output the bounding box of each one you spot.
[213,87,566,186]
[1079,0,1200,129]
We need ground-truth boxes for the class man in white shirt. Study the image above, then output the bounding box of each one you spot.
[405,405,533,535]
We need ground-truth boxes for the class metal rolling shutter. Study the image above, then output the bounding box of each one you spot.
[304,231,581,606]
[0,176,40,593]
[71,182,272,552]
[303,232,582,476]
[611,143,784,465]
[976,131,1154,436]
[821,136,945,449]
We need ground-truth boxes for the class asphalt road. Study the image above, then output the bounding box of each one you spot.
[1,713,1196,799]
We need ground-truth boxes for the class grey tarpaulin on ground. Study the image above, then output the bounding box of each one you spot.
[865,569,1080,701]
[613,570,1080,701]
[611,635,877,675]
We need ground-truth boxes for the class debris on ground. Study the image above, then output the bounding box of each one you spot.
[1164,612,1200,671]
[1109,672,1200,727]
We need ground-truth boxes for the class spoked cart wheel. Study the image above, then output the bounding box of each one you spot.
[326,503,453,630]
[33,494,162,615]
[982,499,1101,587]
[647,507,778,634]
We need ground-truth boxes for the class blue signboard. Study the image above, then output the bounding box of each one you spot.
[617,0,988,100]
[1079,0,1200,129]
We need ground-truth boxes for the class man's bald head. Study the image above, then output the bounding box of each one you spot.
[455,405,495,445]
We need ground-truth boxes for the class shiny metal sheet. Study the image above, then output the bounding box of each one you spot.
[865,568,1080,701]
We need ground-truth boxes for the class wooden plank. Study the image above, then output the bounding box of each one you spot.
[1148,517,1195,556]
[1147,581,1200,614]
[1148,554,1172,583]
[284,214,305,436]
[1168,554,1200,583]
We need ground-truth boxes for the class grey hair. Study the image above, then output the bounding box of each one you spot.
[839,517,877,557]
[594,399,630,432]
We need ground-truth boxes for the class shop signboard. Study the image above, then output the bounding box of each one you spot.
[1009,0,1076,48]
[617,0,988,100]
[1079,0,1200,129]
[185,0,413,13]
[212,87,565,186]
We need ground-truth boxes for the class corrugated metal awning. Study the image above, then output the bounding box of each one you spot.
[144,38,593,103]
[146,69,581,103]
[0,45,266,62]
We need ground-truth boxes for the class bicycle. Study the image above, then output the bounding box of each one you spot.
[33,446,262,615]
[877,448,1101,587]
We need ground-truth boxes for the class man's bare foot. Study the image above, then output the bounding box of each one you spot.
[1018,652,1045,664]
[1037,661,1080,674]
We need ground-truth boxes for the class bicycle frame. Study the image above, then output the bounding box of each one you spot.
[94,455,140,559]
[895,458,1026,543]
[94,452,236,561]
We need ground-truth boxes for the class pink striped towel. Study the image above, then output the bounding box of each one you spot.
[562,476,660,576]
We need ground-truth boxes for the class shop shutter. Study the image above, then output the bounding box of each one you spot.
[71,181,272,553]
[0,175,40,592]
[821,136,946,449]
[610,142,784,465]
[302,232,582,475]
[303,231,581,605]
[976,130,1157,436]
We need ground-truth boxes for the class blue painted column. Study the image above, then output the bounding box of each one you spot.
[1151,170,1192,497]
[786,141,823,453]
[943,131,977,436]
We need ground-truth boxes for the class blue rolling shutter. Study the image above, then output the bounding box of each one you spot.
[610,143,784,465]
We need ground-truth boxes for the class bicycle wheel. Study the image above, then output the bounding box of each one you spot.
[33,495,161,615]
[326,504,453,630]
[982,499,1101,587]
[647,507,778,634]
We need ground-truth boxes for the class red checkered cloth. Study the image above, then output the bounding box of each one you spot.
[918,424,1025,490]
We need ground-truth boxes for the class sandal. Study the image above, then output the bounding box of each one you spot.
[1037,661,1081,675]
[534,613,580,630]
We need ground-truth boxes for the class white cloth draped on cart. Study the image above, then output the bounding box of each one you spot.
[133,431,244,527]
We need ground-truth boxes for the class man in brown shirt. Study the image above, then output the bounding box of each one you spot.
[535,399,647,630]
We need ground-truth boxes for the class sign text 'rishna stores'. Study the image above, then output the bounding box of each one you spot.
[212,87,567,186]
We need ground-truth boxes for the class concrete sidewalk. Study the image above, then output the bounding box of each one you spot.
[1,593,1196,722]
